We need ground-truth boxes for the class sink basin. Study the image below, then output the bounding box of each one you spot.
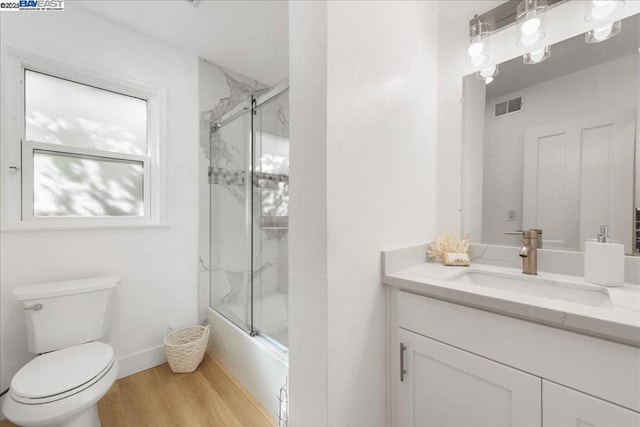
[450,270,613,308]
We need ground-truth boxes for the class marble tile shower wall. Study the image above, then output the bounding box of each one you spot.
[198,59,289,324]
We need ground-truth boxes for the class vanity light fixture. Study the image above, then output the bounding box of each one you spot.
[585,20,622,43]
[467,15,490,68]
[585,0,625,22]
[523,46,551,64]
[516,0,547,48]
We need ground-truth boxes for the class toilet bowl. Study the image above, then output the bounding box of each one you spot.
[3,342,119,427]
[3,276,120,427]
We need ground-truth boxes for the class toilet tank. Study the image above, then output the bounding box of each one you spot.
[13,276,120,354]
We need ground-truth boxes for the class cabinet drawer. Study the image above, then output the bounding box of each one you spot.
[543,381,640,426]
[397,290,640,412]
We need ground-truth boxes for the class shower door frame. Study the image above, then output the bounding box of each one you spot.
[209,79,289,349]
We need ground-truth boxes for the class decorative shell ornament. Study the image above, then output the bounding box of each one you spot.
[427,233,471,266]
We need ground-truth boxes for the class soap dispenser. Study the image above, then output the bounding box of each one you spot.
[584,225,624,287]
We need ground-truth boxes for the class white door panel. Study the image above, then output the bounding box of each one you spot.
[523,110,635,252]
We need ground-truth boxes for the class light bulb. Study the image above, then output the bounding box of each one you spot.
[529,48,546,62]
[485,77,494,85]
[471,54,487,67]
[520,32,542,47]
[586,0,624,22]
[585,20,622,43]
[592,24,613,41]
[587,0,625,21]
[521,17,541,35]
[523,46,550,64]
[479,65,497,78]
[468,41,484,57]
[592,3,616,19]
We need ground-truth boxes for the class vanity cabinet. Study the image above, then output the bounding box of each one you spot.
[397,328,541,426]
[391,290,640,426]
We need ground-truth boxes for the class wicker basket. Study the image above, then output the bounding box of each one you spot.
[164,324,210,373]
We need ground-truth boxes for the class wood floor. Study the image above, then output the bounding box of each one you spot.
[1,354,276,427]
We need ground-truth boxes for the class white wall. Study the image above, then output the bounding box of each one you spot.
[436,1,503,235]
[480,55,639,246]
[0,5,199,394]
[289,1,329,423]
[289,1,439,424]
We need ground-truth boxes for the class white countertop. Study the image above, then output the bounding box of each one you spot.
[382,248,640,347]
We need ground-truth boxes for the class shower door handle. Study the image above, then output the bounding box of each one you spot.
[400,343,407,382]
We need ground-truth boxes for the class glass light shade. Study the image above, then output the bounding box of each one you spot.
[516,0,546,48]
[467,16,490,69]
[469,53,490,68]
[476,65,499,80]
[485,77,494,85]
[585,20,622,43]
[523,46,551,64]
[585,0,625,22]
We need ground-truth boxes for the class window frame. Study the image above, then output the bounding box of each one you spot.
[1,48,167,230]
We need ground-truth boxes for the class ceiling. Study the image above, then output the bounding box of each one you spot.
[487,14,640,99]
[75,0,289,86]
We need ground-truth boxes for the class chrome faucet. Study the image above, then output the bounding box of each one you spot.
[505,229,543,275]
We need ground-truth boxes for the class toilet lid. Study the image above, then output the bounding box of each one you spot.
[11,341,114,399]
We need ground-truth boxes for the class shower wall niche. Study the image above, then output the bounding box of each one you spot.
[200,60,289,351]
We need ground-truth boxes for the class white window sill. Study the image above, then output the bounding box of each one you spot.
[1,222,171,232]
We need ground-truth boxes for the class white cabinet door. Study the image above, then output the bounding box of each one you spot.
[396,328,541,427]
[543,381,640,427]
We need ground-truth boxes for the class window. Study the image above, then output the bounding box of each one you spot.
[2,51,166,229]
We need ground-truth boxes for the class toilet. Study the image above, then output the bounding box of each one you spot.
[3,276,120,427]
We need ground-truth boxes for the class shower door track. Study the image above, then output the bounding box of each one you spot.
[254,78,289,109]
[210,78,289,129]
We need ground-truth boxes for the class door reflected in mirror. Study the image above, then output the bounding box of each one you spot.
[462,14,640,256]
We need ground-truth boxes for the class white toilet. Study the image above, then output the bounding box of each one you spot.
[3,276,120,427]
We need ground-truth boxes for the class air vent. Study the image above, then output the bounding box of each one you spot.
[494,96,523,118]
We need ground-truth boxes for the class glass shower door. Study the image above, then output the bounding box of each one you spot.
[208,86,289,351]
[251,89,290,349]
[209,107,252,333]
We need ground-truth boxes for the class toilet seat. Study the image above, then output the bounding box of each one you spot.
[10,342,114,404]
[3,344,118,427]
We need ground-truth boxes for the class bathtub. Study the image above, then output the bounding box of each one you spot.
[207,301,288,419]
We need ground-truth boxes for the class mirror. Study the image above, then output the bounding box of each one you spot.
[462,13,640,256]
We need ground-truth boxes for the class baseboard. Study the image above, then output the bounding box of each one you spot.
[116,344,166,379]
